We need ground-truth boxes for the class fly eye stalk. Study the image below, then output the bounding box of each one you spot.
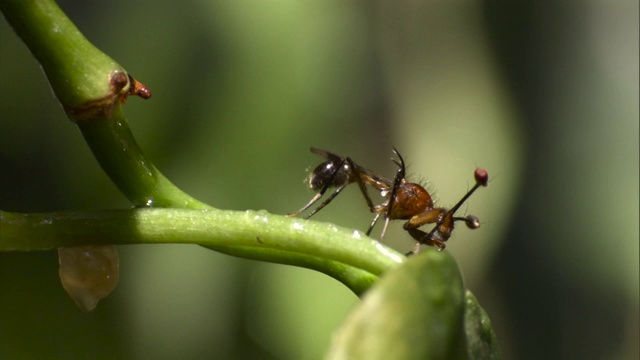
[451,215,481,229]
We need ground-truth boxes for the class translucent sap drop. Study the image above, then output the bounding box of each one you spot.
[58,245,119,312]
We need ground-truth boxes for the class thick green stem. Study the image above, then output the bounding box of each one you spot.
[77,106,211,208]
[0,208,404,294]
[0,0,124,114]
[1,0,200,207]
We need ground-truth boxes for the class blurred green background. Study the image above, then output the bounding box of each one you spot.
[0,1,637,359]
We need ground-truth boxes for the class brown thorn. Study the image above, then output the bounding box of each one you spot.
[120,74,152,104]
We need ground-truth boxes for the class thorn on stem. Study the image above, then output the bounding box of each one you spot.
[118,73,152,104]
[127,74,152,100]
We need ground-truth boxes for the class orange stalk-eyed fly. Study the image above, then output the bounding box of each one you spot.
[288,147,488,254]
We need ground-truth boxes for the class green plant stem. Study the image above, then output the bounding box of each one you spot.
[0,0,123,112]
[0,208,404,294]
[1,0,201,207]
[77,107,212,208]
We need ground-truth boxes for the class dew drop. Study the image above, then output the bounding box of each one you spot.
[58,245,119,312]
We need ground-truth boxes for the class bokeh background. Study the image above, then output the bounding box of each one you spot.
[1,1,637,359]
